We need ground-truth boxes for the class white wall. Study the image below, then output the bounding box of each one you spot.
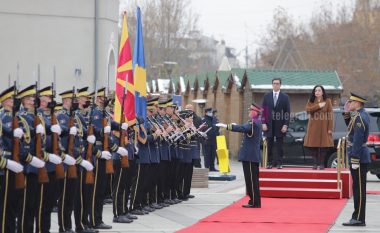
[0,0,118,96]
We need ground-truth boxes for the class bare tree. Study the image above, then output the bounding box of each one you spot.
[120,0,212,79]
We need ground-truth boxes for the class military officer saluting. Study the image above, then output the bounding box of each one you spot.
[342,93,370,227]
[216,103,263,208]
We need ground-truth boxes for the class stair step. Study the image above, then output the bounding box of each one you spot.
[260,168,350,180]
[260,187,342,199]
[260,178,341,189]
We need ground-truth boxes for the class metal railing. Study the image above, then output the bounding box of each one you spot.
[336,137,348,190]
[262,138,268,168]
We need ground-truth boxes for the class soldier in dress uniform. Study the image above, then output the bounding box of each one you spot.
[129,116,155,215]
[16,85,49,232]
[156,99,173,205]
[88,87,127,229]
[145,99,164,210]
[216,103,263,208]
[73,87,97,233]
[36,86,64,233]
[202,107,219,171]
[342,93,370,227]
[0,85,25,233]
[122,121,139,218]
[56,88,85,233]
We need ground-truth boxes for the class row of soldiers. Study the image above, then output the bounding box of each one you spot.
[0,84,208,233]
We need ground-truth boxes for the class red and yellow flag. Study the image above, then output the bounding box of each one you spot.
[114,13,135,124]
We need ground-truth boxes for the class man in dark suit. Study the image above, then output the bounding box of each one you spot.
[261,78,290,169]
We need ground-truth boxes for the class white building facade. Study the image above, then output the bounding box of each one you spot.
[0,0,119,93]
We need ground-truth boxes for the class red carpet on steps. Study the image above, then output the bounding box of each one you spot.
[177,196,347,233]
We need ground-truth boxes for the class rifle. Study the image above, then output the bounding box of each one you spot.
[103,93,114,174]
[85,95,95,184]
[50,83,65,179]
[12,82,25,189]
[34,82,49,183]
[119,85,129,168]
[67,86,78,179]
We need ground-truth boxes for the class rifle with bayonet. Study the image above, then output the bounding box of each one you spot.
[35,82,49,183]
[85,95,95,184]
[67,86,78,179]
[103,93,114,174]
[12,82,24,189]
[50,83,65,179]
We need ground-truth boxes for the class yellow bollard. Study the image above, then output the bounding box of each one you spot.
[216,135,230,173]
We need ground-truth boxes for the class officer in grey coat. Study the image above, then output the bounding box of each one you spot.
[216,103,262,208]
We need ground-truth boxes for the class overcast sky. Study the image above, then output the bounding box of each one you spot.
[191,0,355,62]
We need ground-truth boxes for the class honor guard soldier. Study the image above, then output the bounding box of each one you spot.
[88,87,128,229]
[216,103,263,208]
[202,107,219,171]
[74,87,97,233]
[156,99,173,205]
[16,84,48,233]
[123,122,139,218]
[0,85,25,233]
[342,93,370,227]
[165,99,182,204]
[36,85,64,233]
[146,99,163,210]
[56,88,82,233]
[129,116,153,215]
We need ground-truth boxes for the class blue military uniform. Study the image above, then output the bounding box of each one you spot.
[88,88,119,229]
[0,85,27,233]
[226,107,262,208]
[342,93,370,226]
[202,108,219,171]
[16,84,52,233]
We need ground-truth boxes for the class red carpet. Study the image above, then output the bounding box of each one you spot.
[177,196,347,233]
[367,190,380,195]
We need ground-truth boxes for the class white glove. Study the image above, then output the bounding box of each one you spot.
[30,157,45,168]
[215,123,227,128]
[69,126,77,136]
[351,164,359,170]
[6,160,24,173]
[86,135,96,144]
[117,147,129,156]
[51,124,62,135]
[13,128,24,138]
[101,151,112,160]
[80,160,94,171]
[36,124,45,135]
[121,122,129,130]
[134,145,139,154]
[63,154,76,165]
[199,131,208,138]
[104,126,111,134]
[48,153,62,165]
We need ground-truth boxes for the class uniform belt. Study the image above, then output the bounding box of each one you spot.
[346,142,366,147]
[3,151,11,156]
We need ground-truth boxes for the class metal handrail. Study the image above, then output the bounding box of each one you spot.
[262,138,268,168]
[336,138,342,190]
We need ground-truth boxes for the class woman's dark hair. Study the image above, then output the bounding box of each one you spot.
[309,85,327,102]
